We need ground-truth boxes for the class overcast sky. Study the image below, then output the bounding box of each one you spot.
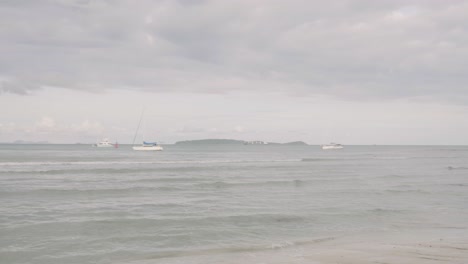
[1,0,468,144]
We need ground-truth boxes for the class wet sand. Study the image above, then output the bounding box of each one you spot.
[126,230,468,264]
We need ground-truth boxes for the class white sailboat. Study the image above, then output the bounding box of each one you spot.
[321,143,344,150]
[133,141,163,151]
[132,109,163,151]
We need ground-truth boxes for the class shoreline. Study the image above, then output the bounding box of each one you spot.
[122,229,468,264]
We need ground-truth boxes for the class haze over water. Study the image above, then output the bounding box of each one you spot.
[1,144,467,263]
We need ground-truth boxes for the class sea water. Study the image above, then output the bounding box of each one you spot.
[1,144,467,263]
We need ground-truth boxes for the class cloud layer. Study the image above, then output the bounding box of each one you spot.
[1,0,467,101]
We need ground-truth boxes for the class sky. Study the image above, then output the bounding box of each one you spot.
[1,0,468,144]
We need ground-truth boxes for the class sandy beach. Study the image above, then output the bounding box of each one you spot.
[131,230,468,264]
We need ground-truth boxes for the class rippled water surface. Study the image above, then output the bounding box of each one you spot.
[1,144,467,263]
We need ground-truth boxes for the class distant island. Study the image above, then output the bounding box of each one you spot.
[175,139,308,145]
[175,139,244,145]
[282,141,308,146]
[265,141,308,145]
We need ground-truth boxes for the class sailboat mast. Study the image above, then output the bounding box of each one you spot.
[132,108,145,146]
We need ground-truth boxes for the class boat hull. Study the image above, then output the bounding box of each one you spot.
[132,146,163,151]
[93,138,116,147]
[96,144,113,147]
[321,145,343,150]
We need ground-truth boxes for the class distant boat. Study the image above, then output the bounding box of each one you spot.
[131,109,163,151]
[321,143,343,150]
[92,138,118,148]
[243,141,268,145]
[132,141,163,151]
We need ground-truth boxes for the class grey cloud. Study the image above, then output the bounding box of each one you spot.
[1,0,467,102]
[0,78,41,95]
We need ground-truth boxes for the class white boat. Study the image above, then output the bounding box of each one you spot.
[321,143,343,150]
[244,141,268,145]
[132,141,163,151]
[92,138,117,148]
[131,109,163,151]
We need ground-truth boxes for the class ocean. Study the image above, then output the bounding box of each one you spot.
[1,144,467,263]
